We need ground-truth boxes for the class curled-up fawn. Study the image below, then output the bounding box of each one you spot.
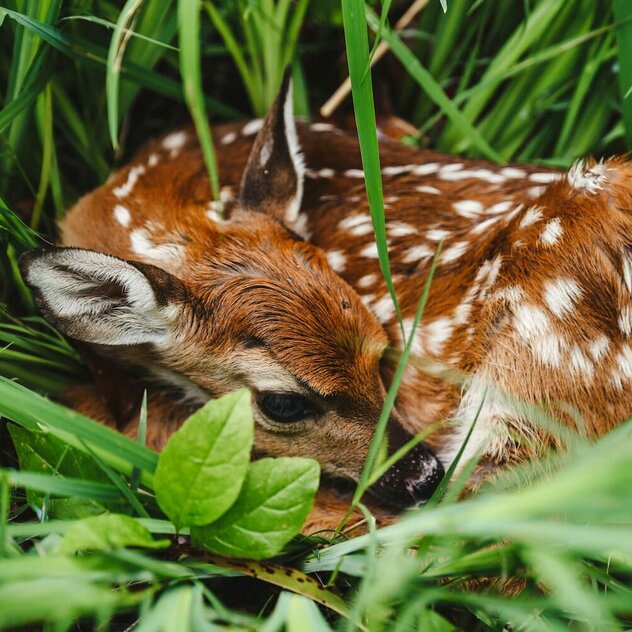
[20,76,632,531]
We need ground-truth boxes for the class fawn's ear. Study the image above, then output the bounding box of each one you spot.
[238,71,305,225]
[19,248,186,346]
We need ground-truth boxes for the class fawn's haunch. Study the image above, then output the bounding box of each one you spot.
[20,76,632,517]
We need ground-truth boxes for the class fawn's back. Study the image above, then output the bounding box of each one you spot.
[22,77,632,510]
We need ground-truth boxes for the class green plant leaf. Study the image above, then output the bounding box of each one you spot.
[58,514,170,554]
[154,389,254,529]
[8,424,109,506]
[192,457,319,560]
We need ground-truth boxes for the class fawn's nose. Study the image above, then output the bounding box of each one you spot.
[367,437,445,509]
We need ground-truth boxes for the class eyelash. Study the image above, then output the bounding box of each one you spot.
[256,391,320,424]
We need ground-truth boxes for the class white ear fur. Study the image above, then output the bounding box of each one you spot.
[21,248,178,346]
[282,78,305,224]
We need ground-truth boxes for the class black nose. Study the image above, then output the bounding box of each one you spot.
[367,442,445,509]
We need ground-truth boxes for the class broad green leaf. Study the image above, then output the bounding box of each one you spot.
[8,424,109,506]
[192,457,319,560]
[154,389,253,529]
[58,514,169,554]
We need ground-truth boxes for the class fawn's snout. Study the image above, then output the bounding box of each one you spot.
[368,418,444,508]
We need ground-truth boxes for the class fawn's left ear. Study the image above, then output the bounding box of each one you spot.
[238,71,305,225]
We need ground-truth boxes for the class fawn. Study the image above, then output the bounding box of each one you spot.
[20,76,632,530]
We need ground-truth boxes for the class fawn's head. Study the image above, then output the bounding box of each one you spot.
[20,75,443,508]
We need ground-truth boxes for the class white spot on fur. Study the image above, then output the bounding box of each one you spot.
[493,285,525,304]
[162,131,188,151]
[612,344,632,389]
[424,317,454,355]
[519,206,543,228]
[113,205,131,228]
[567,160,608,193]
[113,164,145,199]
[500,167,527,178]
[382,164,415,176]
[470,216,503,236]
[453,200,484,219]
[388,222,416,237]
[529,172,561,184]
[344,169,365,178]
[221,131,237,145]
[543,278,581,318]
[360,293,375,307]
[540,218,563,245]
[402,244,434,263]
[371,295,395,323]
[147,153,160,167]
[242,119,263,135]
[360,242,380,259]
[426,228,450,241]
[441,241,469,264]
[513,304,550,341]
[528,186,546,198]
[357,274,377,289]
[412,163,440,176]
[339,214,372,232]
[532,331,568,368]
[622,250,632,292]
[311,122,335,132]
[589,335,610,361]
[568,344,594,380]
[326,250,346,273]
[486,201,514,215]
[306,168,335,178]
[130,227,185,265]
[416,185,440,194]
[619,305,632,335]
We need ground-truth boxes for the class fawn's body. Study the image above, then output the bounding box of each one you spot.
[22,79,632,529]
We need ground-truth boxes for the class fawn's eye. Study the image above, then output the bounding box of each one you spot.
[257,392,318,424]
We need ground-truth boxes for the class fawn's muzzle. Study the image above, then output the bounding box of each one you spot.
[367,423,444,509]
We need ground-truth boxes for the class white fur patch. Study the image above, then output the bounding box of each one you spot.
[326,250,346,273]
[113,164,146,199]
[589,335,610,361]
[426,228,450,241]
[242,119,264,135]
[543,278,581,318]
[441,241,469,264]
[412,163,440,176]
[220,131,237,145]
[147,153,160,167]
[416,185,440,194]
[371,295,396,323]
[453,200,484,219]
[568,344,594,380]
[359,242,380,259]
[519,206,543,228]
[402,243,434,263]
[344,169,365,178]
[513,304,550,341]
[339,214,372,232]
[619,304,632,336]
[130,227,185,265]
[113,205,131,228]
[311,122,335,132]
[500,167,527,178]
[529,172,561,184]
[470,215,503,236]
[357,274,377,289]
[282,81,305,224]
[388,221,416,237]
[424,317,454,355]
[567,160,608,193]
[162,130,188,151]
[382,164,416,176]
[540,218,563,245]
[612,344,632,389]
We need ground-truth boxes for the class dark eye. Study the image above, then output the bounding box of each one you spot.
[257,392,317,424]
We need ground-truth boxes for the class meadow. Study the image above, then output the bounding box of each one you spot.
[1,0,632,629]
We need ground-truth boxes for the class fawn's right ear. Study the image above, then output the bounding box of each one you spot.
[19,248,186,346]
[238,71,305,225]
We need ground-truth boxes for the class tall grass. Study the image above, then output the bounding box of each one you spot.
[1,0,631,629]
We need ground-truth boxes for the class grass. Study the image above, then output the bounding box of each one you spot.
[1,0,632,629]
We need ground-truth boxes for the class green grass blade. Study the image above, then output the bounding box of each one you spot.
[365,6,504,163]
[613,0,632,149]
[178,0,220,202]
[106,0,144,149]
[341,0,402,330]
